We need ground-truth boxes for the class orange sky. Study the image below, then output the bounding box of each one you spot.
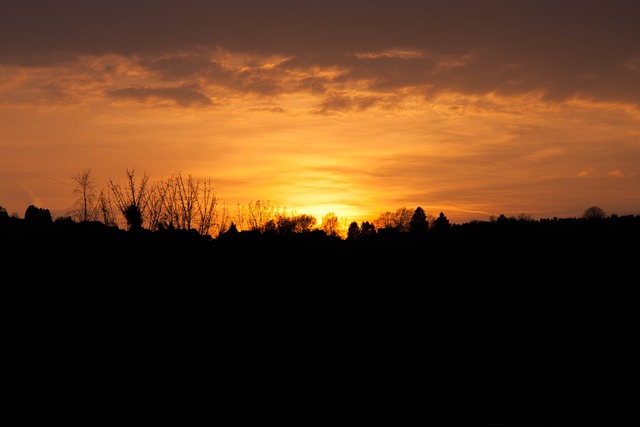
[1,1,639,225]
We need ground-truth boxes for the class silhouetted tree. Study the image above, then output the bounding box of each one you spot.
[272,211,317,234]
[217,221,240,241]
[374,208,413,232]
[495,214,509,224]
[214,200,233,237]
[375,211,397,231]
[142,172,222,236]
[360,221,376,236]
[197,177,219,236]
[233,202,249,231]
[124,204,143,230]
[247,200,275,232]
[146,179,170,230]
[394,207,413,233]
[272,209,310,235]
[25,205,52,225]
[227,222,239,234]
[70,168,98,222]
[295,214,317,233]
[517,213,533,222]
[108,167,151,230]
[410,206,428,234]
[583,206,606,220]
[147,172,199,232]
[433,212,451,230]
[321,212,340,237]
[96,190,118,227]
[347,221,361,240]
[173,172,199,231]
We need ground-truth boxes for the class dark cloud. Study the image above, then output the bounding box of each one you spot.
[2,1,639,105]
[139,53,228,81]
[315,94,400,114]
[105,85,213,107]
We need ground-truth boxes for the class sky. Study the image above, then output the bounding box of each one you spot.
[1,0,639,225]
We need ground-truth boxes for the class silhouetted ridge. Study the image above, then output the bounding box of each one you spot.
[3,209,637,426]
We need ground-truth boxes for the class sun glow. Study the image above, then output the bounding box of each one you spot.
[2,3,639,226]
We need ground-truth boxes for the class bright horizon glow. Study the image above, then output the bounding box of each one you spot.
[1,1,639,227]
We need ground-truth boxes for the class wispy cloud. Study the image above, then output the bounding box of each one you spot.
[106,85,213,107]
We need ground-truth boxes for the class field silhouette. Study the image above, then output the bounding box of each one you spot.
[2,206,637,426]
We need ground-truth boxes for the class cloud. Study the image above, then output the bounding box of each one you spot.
[139,53,228,81]
[353,49,426,60]
[105,85,213,107]
[1,1,639,108]
[315,94,398,114]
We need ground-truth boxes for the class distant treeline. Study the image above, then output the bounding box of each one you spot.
[3,202,638,266]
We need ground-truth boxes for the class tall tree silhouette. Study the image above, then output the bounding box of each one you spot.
[70,168,98,222]
[433,212,451,230]
[410,206,428,234]
[96,190,118,227]
[108,167,150,231]
[347,221,361,240]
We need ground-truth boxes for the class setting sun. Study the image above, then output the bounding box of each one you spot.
[1,1,638,226]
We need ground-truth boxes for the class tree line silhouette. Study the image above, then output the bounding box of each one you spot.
[2,166,639,263]
[3,168,637,426]
[2,167,637,291]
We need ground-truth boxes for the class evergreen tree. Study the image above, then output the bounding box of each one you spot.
[347,221,361,240]
[433,212,451,230]
[410,207,428,234]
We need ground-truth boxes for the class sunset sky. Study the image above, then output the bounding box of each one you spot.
[1,0,639,225]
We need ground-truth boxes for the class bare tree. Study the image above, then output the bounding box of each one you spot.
[161,176,181,229]
[172,172,199,231]
[233,203,248,232]
[394,207,413,233]
[321,212,340,237]
[214,200,232,237]
[136,171,222,236]
[247,199,275,232]
[96,190,118,227]
[197,177,218,236]
[108,167,151,230]
[70,168,98,222]
[146,179,170,231]
[374,211,396,230]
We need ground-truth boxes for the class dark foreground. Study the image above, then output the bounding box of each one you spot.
[3,219,638,425]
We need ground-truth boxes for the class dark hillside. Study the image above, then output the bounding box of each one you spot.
[2,213,637,425]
